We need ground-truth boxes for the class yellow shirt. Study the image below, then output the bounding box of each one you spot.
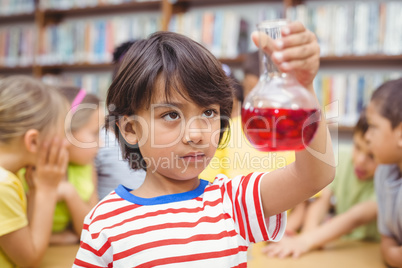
[0,166,28,268]
[200,116,295,180]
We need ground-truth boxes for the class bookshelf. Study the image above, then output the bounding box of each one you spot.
[1,0,401,129]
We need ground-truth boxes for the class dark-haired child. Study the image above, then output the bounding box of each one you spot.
[73,24,335,267]
[365,78,402,267]
[262,110,379,258]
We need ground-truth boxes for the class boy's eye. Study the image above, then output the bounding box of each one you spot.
[163,112,180,121]
[202,109,216,118]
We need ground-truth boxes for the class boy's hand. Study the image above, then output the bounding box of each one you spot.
[34,138,69,191]
[252,21,320,89]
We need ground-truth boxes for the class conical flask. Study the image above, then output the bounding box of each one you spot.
[242,19,320,151]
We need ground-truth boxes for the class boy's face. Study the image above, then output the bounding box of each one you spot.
[352,132,377,181]
[122,87,221,181]
[365,102,402,165]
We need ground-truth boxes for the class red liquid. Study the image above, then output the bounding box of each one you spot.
[241,107,320,151]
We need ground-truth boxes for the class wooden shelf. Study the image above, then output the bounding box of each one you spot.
[175,0,279,5]
[0,66,34,72]
[219,55,246,66]
[320,55,402,65]
[0,12,35,23]
[41,1,161,17]
[219,54,402,66]
[40,63,114,72]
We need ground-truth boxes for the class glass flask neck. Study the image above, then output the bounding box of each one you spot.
[258,19,288,80]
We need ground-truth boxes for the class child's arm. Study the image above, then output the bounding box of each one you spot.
[380,235,402,267]
[263,200,377,258]
[285,201,307,235]
[255,22,335,217]
[0,139,68,267]
[301,187,333,233]
[58,163,99,237]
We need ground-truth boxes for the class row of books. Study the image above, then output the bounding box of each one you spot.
[287,2,402,56]
[168,6,282,58]
[42,73,113,100]
[0,0,35,16]
[39,0,159,10]
[314,71,402,127]
[0,25,35,67]
[39,15,159,65]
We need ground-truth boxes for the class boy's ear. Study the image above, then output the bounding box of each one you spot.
[397,122,402,147]
[24,129,40,153]
[117,115,138,145]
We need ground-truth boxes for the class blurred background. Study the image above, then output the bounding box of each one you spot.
[1,0,401,141]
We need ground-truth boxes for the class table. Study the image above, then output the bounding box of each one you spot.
[39,244,79,268]
[248,240,387,268]
[39,240,386,268]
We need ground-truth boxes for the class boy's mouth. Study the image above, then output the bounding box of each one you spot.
[180,152,206,162]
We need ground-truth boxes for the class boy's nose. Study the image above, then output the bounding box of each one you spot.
[183,117,206,145]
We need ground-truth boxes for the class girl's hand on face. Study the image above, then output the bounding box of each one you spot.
[252,21,320,89]
[34,138,69,191]
[56,180,75,202]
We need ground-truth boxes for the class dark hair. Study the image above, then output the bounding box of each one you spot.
[106,31,234,170]
[354,108,369,135]
[231,77,244,104]
[113,40,136,79]
[371,78,402,129]
[222,63,243,104]
[242,50,259,77]
[58,86,101,132]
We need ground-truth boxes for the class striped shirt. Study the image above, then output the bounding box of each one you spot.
[73,172,286,268]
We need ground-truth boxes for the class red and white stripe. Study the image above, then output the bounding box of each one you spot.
[73,172,286,267]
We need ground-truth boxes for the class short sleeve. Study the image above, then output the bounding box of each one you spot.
[0,175,28,237]
[219,172,286,245]
[73,216,113,268]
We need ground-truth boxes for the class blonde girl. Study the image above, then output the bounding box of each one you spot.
[49,86,102,244]
[0,76,69,267]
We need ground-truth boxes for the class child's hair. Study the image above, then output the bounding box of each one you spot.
[57,86,101,132]
[0,76,67,143]
[106,31,234,170]
[370,78,402,129]
[222,63,243,104]
[354,109,369,135]
[113,40,137,79]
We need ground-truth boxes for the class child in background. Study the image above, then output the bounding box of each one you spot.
[262,110,379,258]
[0,76,69,267]
[74,24,334,267]
[96,40,146,200]
[48,86,102,244]
[365,78,402,267]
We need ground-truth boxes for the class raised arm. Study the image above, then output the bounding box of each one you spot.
[255,22,335,217]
